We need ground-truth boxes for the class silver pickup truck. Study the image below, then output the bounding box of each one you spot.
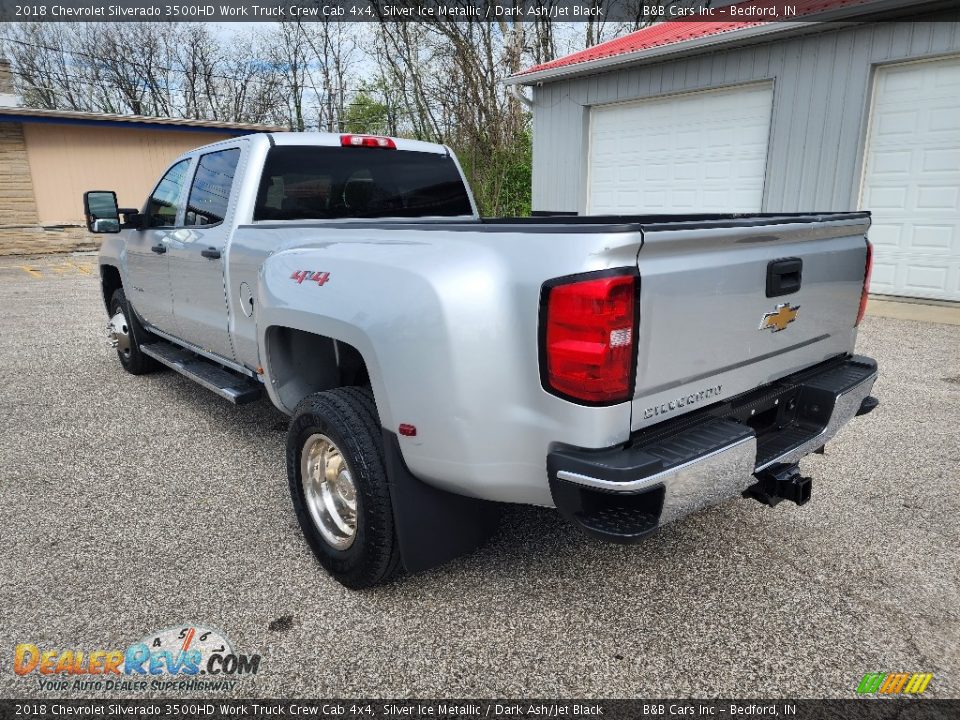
[84,132,879,588]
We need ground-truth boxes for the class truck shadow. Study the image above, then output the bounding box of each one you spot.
[142,366,706,591]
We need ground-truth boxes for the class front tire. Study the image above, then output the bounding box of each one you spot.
[108,288,158,375]
[286,387,402,589]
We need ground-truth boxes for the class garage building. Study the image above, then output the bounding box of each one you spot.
[508,2,960,302]
[0,60,282,256]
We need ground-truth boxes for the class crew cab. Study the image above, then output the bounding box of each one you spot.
[84,132,878,588]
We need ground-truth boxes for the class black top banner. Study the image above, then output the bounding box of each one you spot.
[0,0,952,23]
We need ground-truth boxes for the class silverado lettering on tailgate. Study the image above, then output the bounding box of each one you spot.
[643,385,722,420]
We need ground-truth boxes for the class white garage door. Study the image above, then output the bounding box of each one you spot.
[587,83,774,215]
[860,56,960,301]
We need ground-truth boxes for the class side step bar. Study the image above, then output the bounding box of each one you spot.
[140,340,262,405]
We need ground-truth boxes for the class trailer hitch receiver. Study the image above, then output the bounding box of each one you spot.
[746,463,812,507]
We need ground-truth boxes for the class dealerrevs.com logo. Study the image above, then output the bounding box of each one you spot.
[14,625,261,692]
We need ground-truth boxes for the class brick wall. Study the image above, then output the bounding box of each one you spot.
[0,225,99,256]
[0,121,99,256]
[0,122,39,227]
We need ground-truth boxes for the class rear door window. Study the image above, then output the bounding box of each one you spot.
[185,148,241,226]
[254,146,473,220]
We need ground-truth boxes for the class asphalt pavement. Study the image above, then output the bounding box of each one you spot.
[1,253,957,699]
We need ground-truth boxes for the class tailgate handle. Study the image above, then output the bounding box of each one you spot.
[767,258,802,297]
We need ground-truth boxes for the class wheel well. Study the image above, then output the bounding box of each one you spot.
[101,265,122,312]
[265,327,371,411]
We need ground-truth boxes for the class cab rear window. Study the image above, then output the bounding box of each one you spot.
[254,146,473,221]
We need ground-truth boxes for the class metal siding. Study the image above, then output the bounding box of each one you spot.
[816,30,853,209]
[802,33,836,209]
[530,84,545,210]
[531,83,553,210]
[532,81,594,212]
[836,26,877,210]
[599,73,619,104]
[617,65,632,100]
[531,16,960,215]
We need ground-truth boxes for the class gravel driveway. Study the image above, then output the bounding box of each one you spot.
[1,254,957,699]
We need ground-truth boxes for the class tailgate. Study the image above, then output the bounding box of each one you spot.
[631,214,871,431]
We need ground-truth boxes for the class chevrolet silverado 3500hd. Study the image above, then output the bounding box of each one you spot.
[84,132,879,588]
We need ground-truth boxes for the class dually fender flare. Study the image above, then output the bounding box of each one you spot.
[257,304,394,425]
[256,255,500,575]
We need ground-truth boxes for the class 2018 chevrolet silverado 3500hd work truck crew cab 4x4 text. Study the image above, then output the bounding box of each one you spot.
[84,132,879,588]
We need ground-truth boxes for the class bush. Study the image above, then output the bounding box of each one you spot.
[453,129,532,218]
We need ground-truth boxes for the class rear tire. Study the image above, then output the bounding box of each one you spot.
[109,288,158,375]
[286,387,402,589]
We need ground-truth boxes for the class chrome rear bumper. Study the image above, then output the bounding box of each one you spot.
[548,355,878,542]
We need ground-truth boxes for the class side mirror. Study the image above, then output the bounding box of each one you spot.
[84,191,120,234]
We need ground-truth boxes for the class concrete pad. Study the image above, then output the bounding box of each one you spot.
[867,297,960,326]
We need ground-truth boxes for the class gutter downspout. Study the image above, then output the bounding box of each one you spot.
[509,83,534,110]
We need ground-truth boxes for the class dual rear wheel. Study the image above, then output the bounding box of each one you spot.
[109,288,401,588]
[286,387,402,589]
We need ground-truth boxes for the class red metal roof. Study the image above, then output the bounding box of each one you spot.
[515,0,882,78]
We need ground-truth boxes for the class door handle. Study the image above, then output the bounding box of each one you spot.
[766,258,802,297]
[201,247,221,260]
[150,244,166,254]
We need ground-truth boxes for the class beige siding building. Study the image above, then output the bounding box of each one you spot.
[0,65,282,255]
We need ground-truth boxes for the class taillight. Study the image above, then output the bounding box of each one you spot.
[340,134,396,149]
[541,271,637,405]
[855,240,873,326]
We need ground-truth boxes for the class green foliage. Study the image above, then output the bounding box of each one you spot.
[453,128,532,218]
[342,92,391,135]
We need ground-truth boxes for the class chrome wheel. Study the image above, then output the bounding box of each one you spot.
[107,309,132,360]
[300,433,358,550]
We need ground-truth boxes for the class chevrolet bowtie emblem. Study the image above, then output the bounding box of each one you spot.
[759,303,800,332]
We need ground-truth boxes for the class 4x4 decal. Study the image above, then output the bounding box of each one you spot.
[290,270,330,286]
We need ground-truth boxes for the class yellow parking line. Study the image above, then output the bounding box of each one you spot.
[62,261,93,275]
[7,261,94,278]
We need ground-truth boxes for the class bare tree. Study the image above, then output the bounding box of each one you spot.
[0,14,668,214]
[267,21,309,130]
[529,8,559,65]
[1,21,288,124]
[2,23,100,110]
[297,21,359,132]
[366,12,532,214]
[371,21,448,141]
